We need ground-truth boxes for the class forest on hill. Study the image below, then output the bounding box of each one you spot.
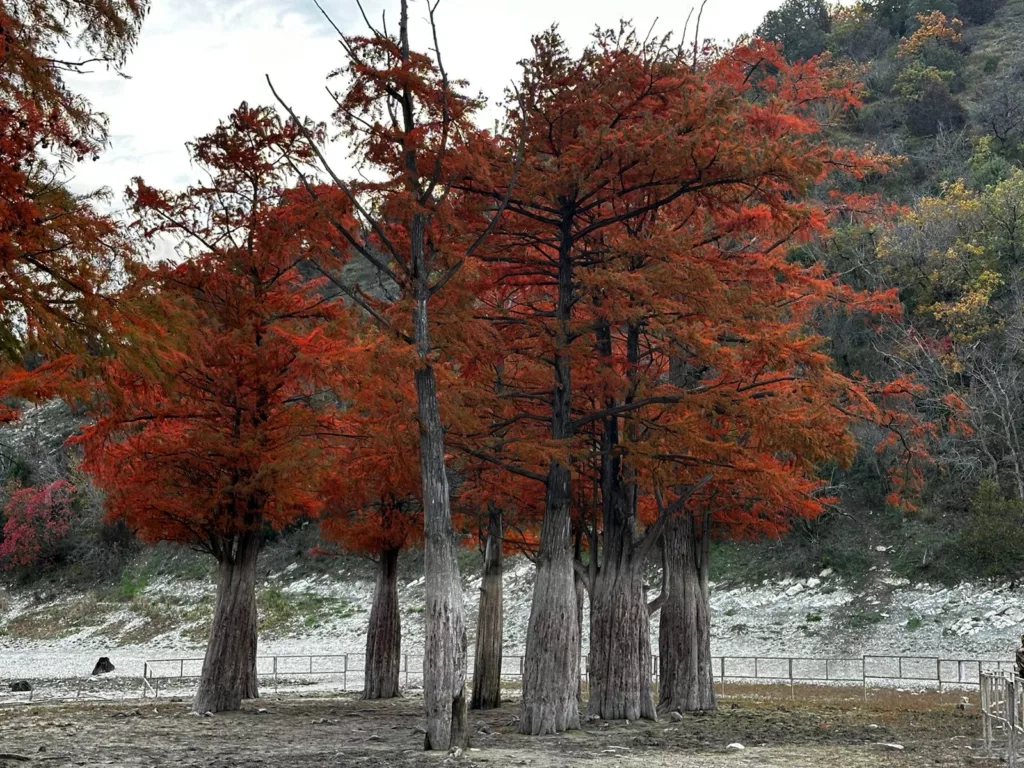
[4,0,1024,740]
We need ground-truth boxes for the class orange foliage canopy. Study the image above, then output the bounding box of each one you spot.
[463,30,940,543]
[320,334,424,556]
[0,0,145,414]
[78,105,352,557]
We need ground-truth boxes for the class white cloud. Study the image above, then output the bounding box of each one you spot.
[65,0,788,205]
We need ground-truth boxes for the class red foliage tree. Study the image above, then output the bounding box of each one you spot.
[79,105,350,714]
[0,0,145,416]
[465,29,936,728]
[0,479,76,571]
[320,334,424,700]
[268,0,506,747]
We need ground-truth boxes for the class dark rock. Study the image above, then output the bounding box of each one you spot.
[91,657,115,675]
[9,680,32,692]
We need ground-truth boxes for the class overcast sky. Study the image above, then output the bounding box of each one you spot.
[65,0,789,201]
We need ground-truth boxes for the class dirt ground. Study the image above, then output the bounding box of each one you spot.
[0,686,988,767]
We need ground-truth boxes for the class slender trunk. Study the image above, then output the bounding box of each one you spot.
[521,228,580,735]
[364,547,401,699]
[192,534,259,714]
[471,507,504,710]
[658,514,716,713]
[414,212,468,750]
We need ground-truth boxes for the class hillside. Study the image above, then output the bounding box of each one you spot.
[3,541,1024,688]
[6,0,1024,683]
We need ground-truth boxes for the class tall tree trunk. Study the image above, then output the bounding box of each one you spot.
[588,558,654,720]
[573,529,586,703]
[364,547,401,699]
[521,233,580,735]
[413,211,468,750]
[587,322,654,721]
[586,447,655,719]
[471,506,504,710]
[658,514,716,713]
[193,534,259,714]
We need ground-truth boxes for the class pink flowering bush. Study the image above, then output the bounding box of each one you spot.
[0,480,77,571]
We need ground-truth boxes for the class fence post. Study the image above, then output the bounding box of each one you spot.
[788,658,794,700]
[720,656,725,696]
[982,673,991,754]
[861,656,867,702]
[180,658,184,678]
[936,658,941,693]
[343,654,348,691]
[1009,677,1017,768]
[404,654,409,688]
[274,656,278,694]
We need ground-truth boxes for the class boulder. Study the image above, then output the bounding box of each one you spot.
[9,680,32,692]
[91,657,115,675]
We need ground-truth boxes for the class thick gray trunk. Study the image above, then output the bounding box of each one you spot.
[192,535,259,714]
[586,444,655,718]
[573,535,585,703]
[588,560,656,720]
[658,515,716,713]
[586,321,654,721]
[521,469,580,734]
[521,235,580,735]
[471,507,504,710]
[364,547,401,699]
[414,239,468,748]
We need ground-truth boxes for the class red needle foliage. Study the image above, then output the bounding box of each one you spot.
[321,334,424,558]
[0,0,145,414]
[459,27,947,729]
[79,104,349,554]
[78,104,356,714]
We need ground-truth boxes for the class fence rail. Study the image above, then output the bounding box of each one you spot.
[981,671,1024,766]
[139,651,1014,698]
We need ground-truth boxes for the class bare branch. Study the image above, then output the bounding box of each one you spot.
[265,74,409,277]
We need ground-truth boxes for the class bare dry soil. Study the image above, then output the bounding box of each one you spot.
[0,687,985,767]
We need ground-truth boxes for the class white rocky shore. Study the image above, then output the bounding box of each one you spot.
[1,558,1022,684]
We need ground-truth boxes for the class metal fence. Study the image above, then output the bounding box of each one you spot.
[981,671,1024,766]
[709,653,1014,693]
[139,651,1014,698]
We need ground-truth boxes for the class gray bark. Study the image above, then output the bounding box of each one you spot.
[471,506,504,710]
[573,530,586,703]
[658,514,716,713]
[588,558,656,720]
[192,534,259,714]
[520,234,580,735]
[413,215,468,748]
[364,547,401,699]
[586,321,655,721]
